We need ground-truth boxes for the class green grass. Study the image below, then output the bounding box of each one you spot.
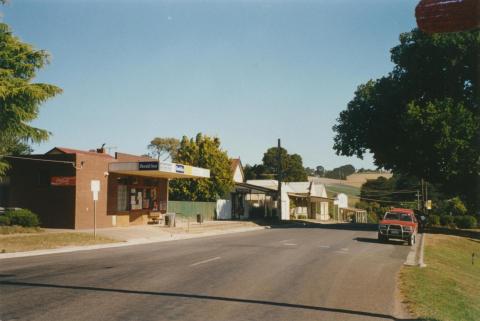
[0,233,119,253]
[325,184,361,207]
[325,184,360,196]
[0,226,44,235]
[400,234,480,321]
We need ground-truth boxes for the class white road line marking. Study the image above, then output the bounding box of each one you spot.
[190,257,221,267]
[319,245,331,248]
[284,243,297,246]
[341,248,349,251]
[279,239,293,243]
[334,251,349,255]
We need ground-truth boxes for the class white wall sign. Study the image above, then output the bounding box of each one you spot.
[91,180,100,201]
[91,180,100,192]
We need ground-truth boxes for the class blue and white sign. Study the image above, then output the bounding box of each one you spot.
[175,164,185,173]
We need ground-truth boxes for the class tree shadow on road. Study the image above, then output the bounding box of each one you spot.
[0,280,430,321]
[252,219,378,232]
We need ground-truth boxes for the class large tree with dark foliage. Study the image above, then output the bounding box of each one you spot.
[325,164,356,180]
[333,28,480,214]
[244,164,272,180]
[0,15,62,175]
[262,147,307,182]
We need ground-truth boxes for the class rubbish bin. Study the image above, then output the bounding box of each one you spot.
[196,214,203,224]
[165,213,176,227]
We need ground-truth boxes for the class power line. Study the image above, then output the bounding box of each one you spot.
[361,191,417,197]
[360,189,418,193]
[0,155,79,168]
[326,189,417,204]
[349,195,416,204]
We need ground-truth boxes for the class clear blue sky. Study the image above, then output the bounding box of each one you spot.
[3,0,417,170]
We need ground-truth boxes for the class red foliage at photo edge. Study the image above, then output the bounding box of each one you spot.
[415,0,480,34]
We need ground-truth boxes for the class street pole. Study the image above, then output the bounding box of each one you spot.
[421,178,426,212]
[425,181,429,214]
[417,190,421,211]
[93,199,97,239]
[277,138,282,220]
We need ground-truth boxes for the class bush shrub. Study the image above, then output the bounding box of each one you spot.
[0,215,11,226]
[368,212,379,223]
[440,215,455,226]
[427,214,440,226]
[297,214,308,220]
[453,216,477,229]
[4,209,40,227]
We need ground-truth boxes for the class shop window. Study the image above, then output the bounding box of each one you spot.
[128,187,159,211]
[117,185,128,211]
[114,176,160,212]
[117,177,131,185]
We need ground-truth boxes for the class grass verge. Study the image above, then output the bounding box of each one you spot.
[0,226,44,235]
[399,234,480,321]
[0,232,119,253]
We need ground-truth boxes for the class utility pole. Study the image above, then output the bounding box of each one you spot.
[416,190,421,211]
[425,180,429,214]
[277,139,282,220]
[421,178,426,212]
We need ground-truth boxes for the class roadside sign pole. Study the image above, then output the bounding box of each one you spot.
[277,138,282,220]
[93,199,97,239]
[91,180,101,240]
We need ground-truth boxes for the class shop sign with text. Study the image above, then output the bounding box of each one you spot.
[51,176,76,186]
[139,161,159,171]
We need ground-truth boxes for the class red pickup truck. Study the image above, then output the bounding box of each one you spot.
[378,208,418,245]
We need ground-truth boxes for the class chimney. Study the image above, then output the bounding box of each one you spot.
[96,143,106,154]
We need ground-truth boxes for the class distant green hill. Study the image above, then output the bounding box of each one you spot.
[325,184,360,197]
[324,184,361,207]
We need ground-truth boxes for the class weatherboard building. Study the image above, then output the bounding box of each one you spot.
[0,147,210,229]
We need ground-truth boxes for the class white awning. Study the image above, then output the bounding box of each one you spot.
[108,161,210,179]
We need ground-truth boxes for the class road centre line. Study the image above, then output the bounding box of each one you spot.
[284,243,297,246]
[279,239,293,243]
[319,245,331,248]
[190,257,221,267]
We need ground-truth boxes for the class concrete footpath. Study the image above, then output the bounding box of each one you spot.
[403,232,426,267]
[0,220,267,260]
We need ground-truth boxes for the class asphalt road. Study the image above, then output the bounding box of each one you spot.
[0,225,415,321]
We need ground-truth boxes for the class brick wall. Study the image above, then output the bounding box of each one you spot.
[74,153,114,229]
[6,155,76,228]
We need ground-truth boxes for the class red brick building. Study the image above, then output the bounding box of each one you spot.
[1,147,210,229]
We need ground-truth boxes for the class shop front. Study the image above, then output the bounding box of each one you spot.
[2,147,211,229]
[107,161,210,226]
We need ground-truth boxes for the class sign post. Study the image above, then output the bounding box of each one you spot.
[91,180,100,239]
[426,200,432,210]
[277,138,282,220]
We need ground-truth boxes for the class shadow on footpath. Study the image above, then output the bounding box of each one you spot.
[0,280,432,321]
